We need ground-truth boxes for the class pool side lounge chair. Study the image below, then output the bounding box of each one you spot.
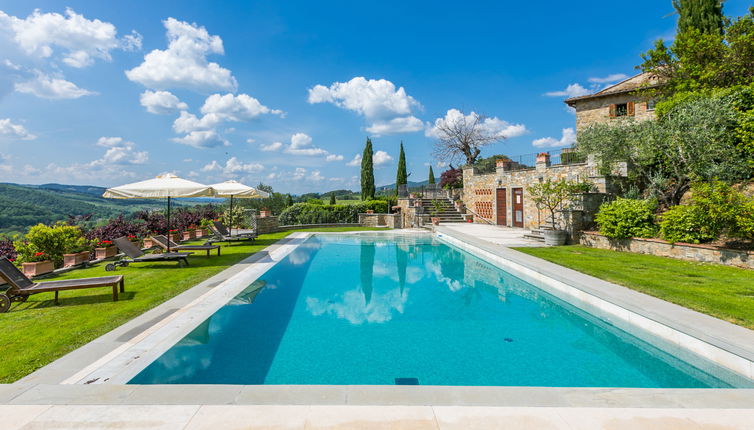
[207,221,256,245]
[0,257,124,313]
[151,235,221,256]
[107,237,192,271]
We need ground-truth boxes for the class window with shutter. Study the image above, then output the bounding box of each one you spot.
[627,101,635,116]
[609,104,617,118]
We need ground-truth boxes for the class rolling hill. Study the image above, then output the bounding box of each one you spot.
[0,183,187,237]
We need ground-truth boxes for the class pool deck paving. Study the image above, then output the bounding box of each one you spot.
[3,229,754,429]
[434,222,543,247]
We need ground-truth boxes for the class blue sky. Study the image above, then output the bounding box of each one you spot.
[0,1,751,193]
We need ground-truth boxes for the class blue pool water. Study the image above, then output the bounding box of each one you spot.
[130,233,751,387]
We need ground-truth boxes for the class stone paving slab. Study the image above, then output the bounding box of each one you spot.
[4,405,754,429]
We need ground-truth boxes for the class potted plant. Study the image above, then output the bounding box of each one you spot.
[199,219,213,237]
[183,228,196,241]
[168,229,181,243]
[430,199,444,226]
[21,251,54,277]
[143,234,156,248]
[94,239,117,259]
[63,236,91,268]
[127,234,141,247]
[527,179,589,246]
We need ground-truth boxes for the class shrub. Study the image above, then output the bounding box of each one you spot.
[660,181,752,243]
[14,223,88,267]
[278,200,389,225]
[439,168,463,189]
[0,239,17,261]
[86,215,148,242]
[659,204,714,244]
[595,198,658,239]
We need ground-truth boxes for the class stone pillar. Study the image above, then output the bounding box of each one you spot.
[536,152,551,171]
[254,215,279,233]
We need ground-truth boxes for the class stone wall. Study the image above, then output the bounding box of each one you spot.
[461,158,610,230]
[574,94,656,132]
[358,213,400,228]
[580,231,754,269]
[254,215,279,234]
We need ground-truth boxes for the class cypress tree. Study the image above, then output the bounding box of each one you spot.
[329,193,336,205]
[361,137,375,200]
[673,0,725,35]
[428,165,436,184]
[395,141,407,195]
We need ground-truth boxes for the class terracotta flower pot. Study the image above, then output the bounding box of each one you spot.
[194,229,203,238]
[63,251,90,268]
[366,210,374,214]
[143,238,154,248]
[22,260,54,277]
[183,230,196,241]
[431,217,440,226]
[95,247,117,260]
[169,233,181,243]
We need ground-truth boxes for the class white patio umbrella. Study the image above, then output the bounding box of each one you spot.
[103,174,216,252]
[209,180,270,234]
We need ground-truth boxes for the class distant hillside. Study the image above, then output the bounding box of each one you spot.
[376,180,430,192]
[0,183,184,237]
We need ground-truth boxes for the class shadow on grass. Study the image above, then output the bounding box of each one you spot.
[10,291,137,312]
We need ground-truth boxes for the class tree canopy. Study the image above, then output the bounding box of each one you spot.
[673,0,725,35]
[361,137,375,200]
[395,141,408,194]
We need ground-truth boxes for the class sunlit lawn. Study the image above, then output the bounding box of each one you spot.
[0,226,381,383]
[513,245,754,330]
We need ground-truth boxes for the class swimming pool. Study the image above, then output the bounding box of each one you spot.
[129,233,752,387]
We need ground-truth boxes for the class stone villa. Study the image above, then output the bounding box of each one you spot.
[457,72,661,231]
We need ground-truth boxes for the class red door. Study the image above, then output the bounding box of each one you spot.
[495,188,507,226]
[512,188,524,228]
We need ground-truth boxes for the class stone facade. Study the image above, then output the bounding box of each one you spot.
[461,156,613,231]
[580,231,754,270]
[565,73,661,132]
[254,215,279,234]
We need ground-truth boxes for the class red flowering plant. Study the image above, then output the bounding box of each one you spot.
[26,251,50,263]
[95,239,115,248]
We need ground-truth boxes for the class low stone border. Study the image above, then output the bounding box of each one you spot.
[579,231,754,269]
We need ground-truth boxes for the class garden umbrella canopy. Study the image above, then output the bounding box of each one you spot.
[209,180,270,234]
[102,174,215,199]
[209,180,270,199]
[103,174,215,252]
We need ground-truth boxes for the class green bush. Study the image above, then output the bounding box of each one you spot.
[595,198,658,239]
[659,204,713,244]
[659,182,752,243]
[14,223,88,267]
[278,200,389,226]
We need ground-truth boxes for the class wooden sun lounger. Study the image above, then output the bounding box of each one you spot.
[151,235,220,256]
[206,221,257,245]
[0,257,124,313]
[107,237,192,271]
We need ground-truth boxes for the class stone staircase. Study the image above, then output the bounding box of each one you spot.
[523,217,556,243]
[419,198,465,223]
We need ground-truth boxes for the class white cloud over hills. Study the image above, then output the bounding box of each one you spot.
[0,118,36,140]
[308,77,423,135]
[126,17,236,92]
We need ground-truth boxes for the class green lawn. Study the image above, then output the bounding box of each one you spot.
[0,226,380,383]
[513,245,754,330]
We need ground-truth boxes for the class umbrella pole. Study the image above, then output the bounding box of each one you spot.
[229,195,234,236]
[167,196,171,253]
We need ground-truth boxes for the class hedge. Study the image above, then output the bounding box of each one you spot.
[278,201,388,225]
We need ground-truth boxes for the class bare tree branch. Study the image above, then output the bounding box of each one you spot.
[431,111,506,165]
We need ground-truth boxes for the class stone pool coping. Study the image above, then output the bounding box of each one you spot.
[5,228,754,408]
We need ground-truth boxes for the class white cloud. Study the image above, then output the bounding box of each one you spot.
[125,17,236,92]
[326,154,344,162]
[346,154,362,166]
[308,76,423,135]
[544,83,590,98]
[200,157,263,176]
[172,111,220,134]
[365,116,424,135]
[139,90,188,114]
[172,130,229,148]
[292,167,307,180]
[14,71,95,99]
[373,150,392,166]
[308,170,325,181]
[200,93,283,120]
[284,132,327,156]
[260,141,283,152]
[588,73,628,84]
[425,109,527,140]
[90,136,148,165]
[0,8,141,68]
[532,128,577,148]
[0,118,36,140]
